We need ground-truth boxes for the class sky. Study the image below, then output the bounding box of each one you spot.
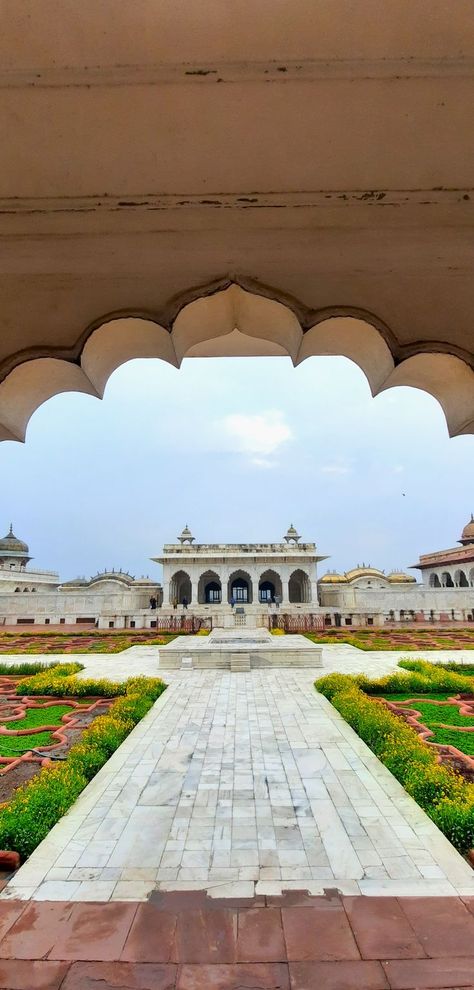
[0,354,473,584]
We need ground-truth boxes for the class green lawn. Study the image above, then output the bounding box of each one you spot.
[0,730,56,757]
[1,705,73,732]
[382,693,474,757]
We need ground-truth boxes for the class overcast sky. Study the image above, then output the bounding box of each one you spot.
[1,355,473,583]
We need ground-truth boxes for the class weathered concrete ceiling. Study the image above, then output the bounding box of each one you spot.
[0,0,473,438]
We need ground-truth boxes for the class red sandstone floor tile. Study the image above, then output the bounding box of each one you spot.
[0,904,25,945]
[47,902,138,961]
[288,960,389,990]
[121,904,177,962]
[176,963,290,989]
[0,958,68,990]
[343,896,425,960]
[382,957,474,989]
[398,897,474,958]
[0,901,74,959]
[281,903,360,962]
[237,908,286,962]
[61,961,177,989]
[174,908,237,964]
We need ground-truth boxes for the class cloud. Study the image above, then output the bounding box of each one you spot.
[320,463,351,476]
[220,410,293,466]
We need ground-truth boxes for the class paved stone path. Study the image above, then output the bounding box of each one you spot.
[0,890,474,989]
[4,666,473,903]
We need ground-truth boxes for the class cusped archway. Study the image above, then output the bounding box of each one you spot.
[1,283,474,443]
[441,572,454,588]
[169,570,192,606]
[198,570,222,605]
[228,569,253,605]
[258,569,283,604]
[289,569,311,604]
[429,573,441,588]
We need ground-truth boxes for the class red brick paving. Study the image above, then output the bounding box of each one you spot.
[0,892,472,988]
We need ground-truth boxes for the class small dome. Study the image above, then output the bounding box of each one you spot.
[0,524,29,556]
[459,514,474,545]
[319,571,349,584]
[387,570,416,584]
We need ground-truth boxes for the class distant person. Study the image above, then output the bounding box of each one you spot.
[230,595,235,608]
[149,596,157,610]
[182,596,188,610]
[172,597,178,610]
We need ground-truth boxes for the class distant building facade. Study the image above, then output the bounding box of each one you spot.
[0,525,160,629]
[153,525,326,616]
[0,519,473,629]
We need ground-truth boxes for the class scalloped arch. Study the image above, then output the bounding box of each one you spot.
[1,283,473,442]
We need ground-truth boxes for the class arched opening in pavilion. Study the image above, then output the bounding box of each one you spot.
[454,570,469,588]
[441,572,454,588]
[228,570,252,605]
[429,574,441,588]
[470,568,474,588]
[169,570,192,605]
[258,569,283,604]
[289,569,311,604]
[198,570,222,604]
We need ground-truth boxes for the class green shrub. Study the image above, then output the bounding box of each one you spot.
[0,763,88,860]
[111,693,153,723]
[314,671,474,854]
[0,661,61,676]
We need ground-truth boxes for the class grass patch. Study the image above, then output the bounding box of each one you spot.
[0,731,56,757]
[1,705,74,731]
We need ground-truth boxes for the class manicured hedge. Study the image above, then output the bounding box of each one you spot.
[0,660,62,676]
[315,670,474,854]
[0,669,167,860]
[317,659,474,699]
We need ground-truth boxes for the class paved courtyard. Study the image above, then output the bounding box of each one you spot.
[2,645,473,903]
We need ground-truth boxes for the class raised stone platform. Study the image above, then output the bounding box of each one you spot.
[159,627,323,670]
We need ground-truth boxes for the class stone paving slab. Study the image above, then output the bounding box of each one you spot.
[2,667,473,902]
[0,893,471,988]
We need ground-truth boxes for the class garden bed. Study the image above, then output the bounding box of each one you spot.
[379,694,474,781]
[0,675,113,804]
[315,660,474,856]
[306,626,474,650]
[0,663,167,861]
[0,630,177,654]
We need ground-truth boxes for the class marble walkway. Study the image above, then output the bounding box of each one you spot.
[3,658,473,903]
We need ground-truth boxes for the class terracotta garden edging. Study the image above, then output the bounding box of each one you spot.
[381,695,474,774]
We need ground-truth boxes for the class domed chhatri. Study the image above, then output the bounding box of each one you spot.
[0,523,30,558]
[284,524,301,544]
[459,514,474,546]
[178,525,195,545]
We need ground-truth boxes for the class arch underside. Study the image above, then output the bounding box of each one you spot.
[1,281,474,443]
